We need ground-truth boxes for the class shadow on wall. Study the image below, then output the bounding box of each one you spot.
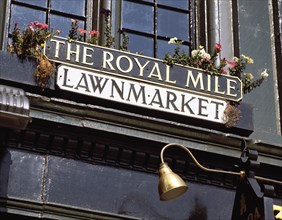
[0,128,12,213]
[118,191,208,220]
[188,198,207,220]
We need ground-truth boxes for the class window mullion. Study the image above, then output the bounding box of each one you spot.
[154,0,157,58]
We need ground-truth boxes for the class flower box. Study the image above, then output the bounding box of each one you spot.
[0,51,55,89]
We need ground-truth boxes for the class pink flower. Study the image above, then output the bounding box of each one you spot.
[30,21,48,29]
[36,23,48,29]
[78,28,87,34]
[227,61,237,68]
[215,43,222,53]
[90,30,99,36]
[29,25,34,31]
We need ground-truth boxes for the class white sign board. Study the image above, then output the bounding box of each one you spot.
[57,65,227,123]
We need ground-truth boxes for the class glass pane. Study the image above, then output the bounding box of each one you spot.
[158,0,188,10]
[158,8,189,40]
[51,0,85,16]
[10,5,46,32]
[157,39,189,59]
[50,15,85,38]
[14,0,47,7]
[126,33,154,57]
[122,1,153,33]
[279,0,282,46]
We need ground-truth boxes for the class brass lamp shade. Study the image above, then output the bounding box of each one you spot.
[158,162,188,201]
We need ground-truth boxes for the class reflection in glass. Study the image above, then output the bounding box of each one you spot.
[123,1,153,33]
[126,33,154,57]
[158,9,189,40]
[10,5,46,32]
[158,0,188,10]
[51,0,86,16]
[14,0,47,7]
[50,15,85,38]
[157,39,189,59]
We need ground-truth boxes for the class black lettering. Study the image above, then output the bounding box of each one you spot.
[181,95,195,114]
[198,98,209,117]
[111,79,124,99]
[62,68,74,88]
[126,84,147,104]
[210,101,224,119]
[166,91,179,111]
[74,72,90,92]
[149,89,164,108]
[88,75,109,93]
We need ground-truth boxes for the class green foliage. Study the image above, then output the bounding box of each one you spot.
[164,38,268,94]
[9,22,51,59]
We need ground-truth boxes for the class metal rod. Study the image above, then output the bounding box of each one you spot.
[160,143,282,185]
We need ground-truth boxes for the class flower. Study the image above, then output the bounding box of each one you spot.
[191,49,198,57]
[90,30,99,36]
[77,28,87,34]
[199,48,206,57]
[233,57,239,62]
[260,69,269,79]
[241,54,254,64]
[244,73,254,80]
[227,61,237,68]
[202,52,211,60]
[215,43,222,53]
[168,37,178,44]
[87,30,100,45]
[30,21,48,30]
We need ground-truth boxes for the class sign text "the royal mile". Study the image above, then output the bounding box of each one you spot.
[44,36,242,102]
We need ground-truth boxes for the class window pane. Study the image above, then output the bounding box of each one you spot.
[50,15,85,38]
[279,1,282,46]
[126,33,154,57]
[10,5,46,32]
[157,39,189,59]
[14,0,47,7]
[158,8,189,40]
[158,0,188,10]
[51,0,86,16]
[122,1,153,33]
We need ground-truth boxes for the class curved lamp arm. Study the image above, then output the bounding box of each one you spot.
[160,143,282,185]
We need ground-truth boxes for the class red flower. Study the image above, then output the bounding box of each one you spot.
[78,28,87,34]
[90,30,99,36]
[215,43,222,53]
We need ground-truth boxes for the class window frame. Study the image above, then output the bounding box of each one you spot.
[3,0,98,49]
[116,0,195,58]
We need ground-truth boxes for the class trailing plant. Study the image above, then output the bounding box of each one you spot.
[8,21,57,88]
[164,37,269,127]
[68,19,84,41]
[101,8,115,48]
[118,28,129,52]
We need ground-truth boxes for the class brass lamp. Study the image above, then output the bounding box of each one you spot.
[158,143,282,201]
[158,162,188,201]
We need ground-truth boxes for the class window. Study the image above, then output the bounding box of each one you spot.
[118,0,194,58]
[8,0,89,40]
[6,0,194,60]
